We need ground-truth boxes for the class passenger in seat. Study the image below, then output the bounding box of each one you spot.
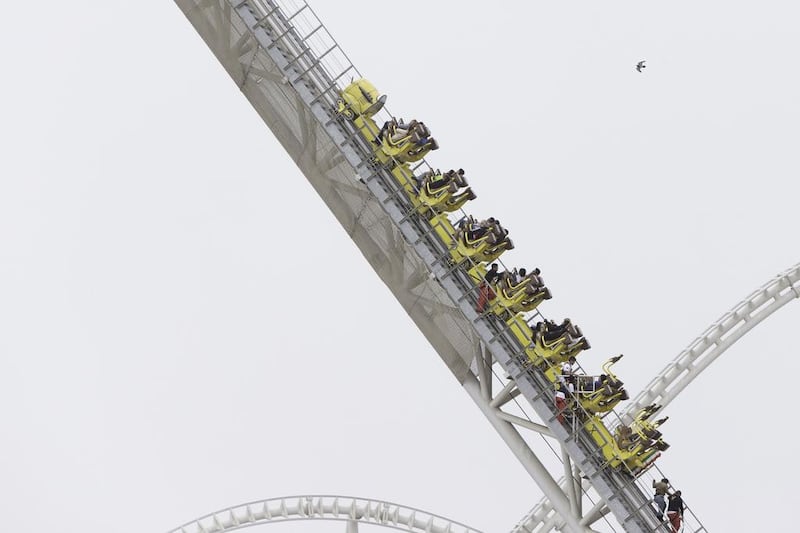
[592,374,609,392]
[541,319,574,342]
[559,356,578,394]
[375,119,392,144]
[391,119,423,143]
[545,318,582,340]
[511,268,527,285]
[527,267,544,289]
[445,168,467,187]
[463,218,488,241]
[615,424,633,449]
[376,118,418,144]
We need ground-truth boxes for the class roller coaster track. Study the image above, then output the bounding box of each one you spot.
[167,494,482,533]
[174,1,710,532]
[511,261,800,532]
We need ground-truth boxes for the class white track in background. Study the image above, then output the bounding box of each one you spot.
[166,494,482,533]
[511,261,800,532]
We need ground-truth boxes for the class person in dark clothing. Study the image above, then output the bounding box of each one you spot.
[466,222,488,241]
[476,264,500,312]
[484,263,500,285]
[666,490,684,532]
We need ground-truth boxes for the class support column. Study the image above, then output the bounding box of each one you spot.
[463,374,588,533]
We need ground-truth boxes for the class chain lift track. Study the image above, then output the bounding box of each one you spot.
[174,1,708,531]
[513,262,800,532]
[166,494,483,533]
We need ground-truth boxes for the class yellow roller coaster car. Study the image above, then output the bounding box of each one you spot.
[338,78,670,480]
[502,315,590,369]
[377,119,439,164]
[490,271,552,316]
[532,322,591,369]
[337,78,386,120]
[584,404,668,476]
[388,163,421,199]
[574,355,630,415]
[452,216,514,264]
[428,213,459,250]
[417,169,476,214]
[337,80,473,220]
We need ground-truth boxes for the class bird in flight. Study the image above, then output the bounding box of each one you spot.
[636,60,646,72]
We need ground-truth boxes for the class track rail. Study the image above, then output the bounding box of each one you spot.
[512,262,800,532]
[167,494,482,533]
[174,2,714,531]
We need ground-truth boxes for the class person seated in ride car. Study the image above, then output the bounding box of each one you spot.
[481,218,509,245]
[615,424,634,448]
[390,118,419,143]
[526,267,544,289]
[592,374,609,392]
[375,118,417,144]
[461,217,488,241]
[540,319,573,342]
[375,118,393,144]
[559,356,579,394]
[444,168,466,187]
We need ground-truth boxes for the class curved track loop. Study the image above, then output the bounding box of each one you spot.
[511,262,800,532]
[167,494,483,533]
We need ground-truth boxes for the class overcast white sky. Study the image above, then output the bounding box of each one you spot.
[2,1,799,532]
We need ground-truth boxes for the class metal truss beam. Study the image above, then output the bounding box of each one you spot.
[513,262,800,532]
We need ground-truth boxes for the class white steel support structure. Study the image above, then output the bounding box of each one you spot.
[174,1,705,532]
[167,494,482,533]
[512,262,800,532]
[625,261,800,418]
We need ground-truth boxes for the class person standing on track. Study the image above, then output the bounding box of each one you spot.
[666,490,685,532]
[476,263,499,312]
[652,478,670,520]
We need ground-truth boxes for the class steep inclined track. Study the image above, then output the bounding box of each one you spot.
[512,262,800,532]
[174,1,720,532]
